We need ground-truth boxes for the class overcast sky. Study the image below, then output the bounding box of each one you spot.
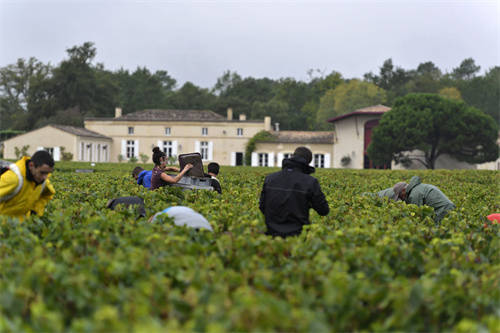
[0,0,498,88]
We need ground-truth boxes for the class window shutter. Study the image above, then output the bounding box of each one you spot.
[93,144,97,162]
[251,152,258,167]
[53,147,60,161]
[172,141,178,157]
[268,152,275,167]
[325,153,331,168]
[230,152,236,166]
[79,142,84,161]
[157,140,163,151]
[121,140,126,158]
[277,153,283,167]
[134,140,139,157]
[195,141,200,153]
[208,142,213,161]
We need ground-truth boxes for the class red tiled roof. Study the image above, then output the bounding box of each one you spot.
[327,104,391,123]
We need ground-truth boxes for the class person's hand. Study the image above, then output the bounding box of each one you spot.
[184,163,193,170]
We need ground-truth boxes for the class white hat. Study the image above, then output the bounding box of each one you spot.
[152,206,213,231]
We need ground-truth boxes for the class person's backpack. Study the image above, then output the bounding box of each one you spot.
[0,163,24,202]
[106,196,146,218]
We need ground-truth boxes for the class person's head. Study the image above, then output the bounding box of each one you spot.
[393,182,408,201]
[293,146,312,165]
[207,162,220,176]
[28,150,55,184]
[152,147,166,167]
[132,166,144,180]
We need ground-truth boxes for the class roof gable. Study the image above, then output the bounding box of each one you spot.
[327,104,391,123]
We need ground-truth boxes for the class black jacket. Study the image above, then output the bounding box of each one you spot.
[259,157,329,236]
[203,173,222,194]
[210,178,222,194]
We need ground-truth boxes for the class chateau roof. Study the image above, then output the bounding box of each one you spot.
[50,124,112,140]
[120,109,225,121]
[85,109,256,122]
[327,104,391,123]
[261,131,334,144]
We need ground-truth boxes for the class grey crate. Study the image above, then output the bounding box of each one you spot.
[169,175,214,191]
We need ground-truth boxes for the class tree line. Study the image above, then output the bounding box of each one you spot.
[1,41,498,132]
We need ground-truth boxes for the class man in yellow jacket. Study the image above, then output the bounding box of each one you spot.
[0,150,56,220]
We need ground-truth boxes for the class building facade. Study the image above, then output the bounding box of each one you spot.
[252,131,334,168]
[4,105,496,170]
[328,104,499,170]
[2,125,112,162]
[328,105,391,169]
[84,108,272,164]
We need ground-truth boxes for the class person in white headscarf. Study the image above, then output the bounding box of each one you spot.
[149,206,213,232]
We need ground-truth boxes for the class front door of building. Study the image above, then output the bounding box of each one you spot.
[364,119,390,169]
[235,152,244,166]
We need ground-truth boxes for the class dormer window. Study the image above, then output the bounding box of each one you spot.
[202,127,208,136]
[128,127,134,135]
[165,127,171,136]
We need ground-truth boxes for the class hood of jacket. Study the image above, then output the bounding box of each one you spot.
[406,176,421,196]
[282,156,315,175]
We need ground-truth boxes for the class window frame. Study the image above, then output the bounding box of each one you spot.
[200,141,209,160]
[44,147,54,157]
[258,153,269,167]
[163,140,173,157]
[314,154,325,168]
[126,140,135,158]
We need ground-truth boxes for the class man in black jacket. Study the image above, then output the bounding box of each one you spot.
[205,162,222,194]
[259,147,329,237]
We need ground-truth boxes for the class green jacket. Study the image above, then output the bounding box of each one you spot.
[377,187,398,201]
[362,187,399,201]
[405,176,456,222]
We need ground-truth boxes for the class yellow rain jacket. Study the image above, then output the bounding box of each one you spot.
[0,156,55,221]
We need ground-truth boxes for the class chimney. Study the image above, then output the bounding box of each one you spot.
[264,116,271,131]
[115,107,122,118]
[275,122,280,132]
[227,108,233,120]
[239,114,247,121]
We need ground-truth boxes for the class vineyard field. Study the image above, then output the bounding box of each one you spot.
[0,162,499,332]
